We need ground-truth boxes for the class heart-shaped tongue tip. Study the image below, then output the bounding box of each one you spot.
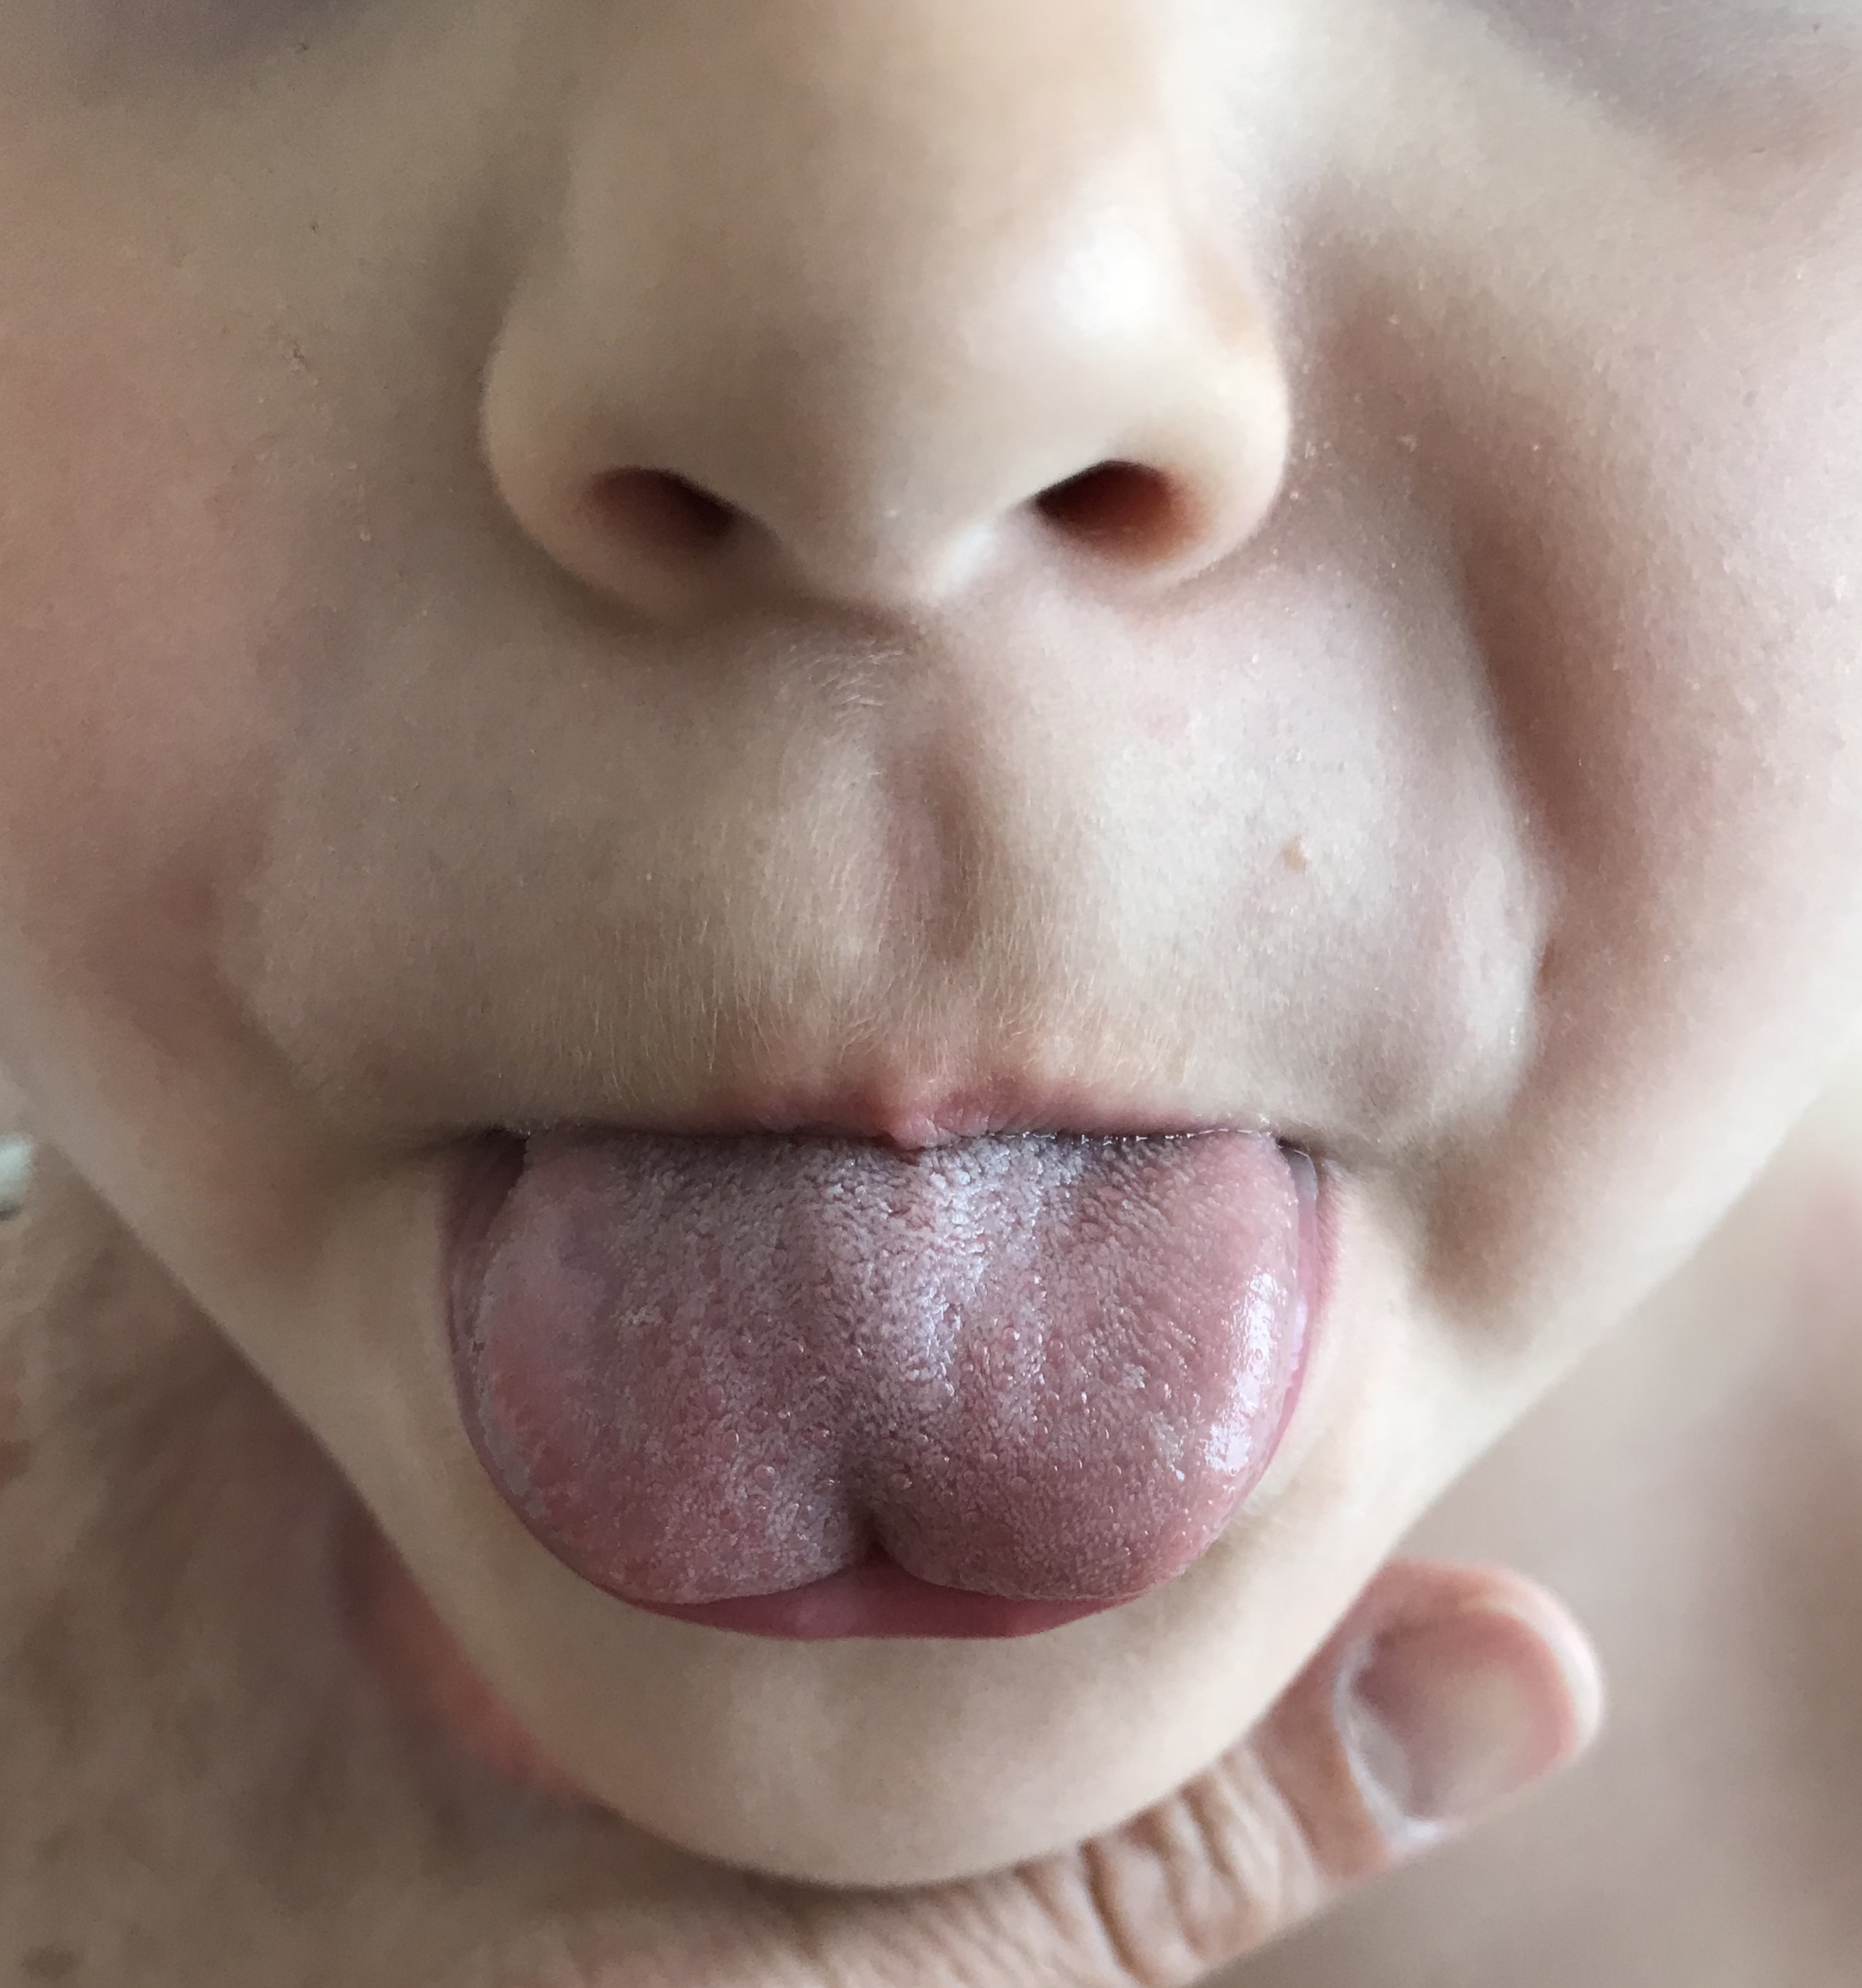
[449,1129,1309,1609]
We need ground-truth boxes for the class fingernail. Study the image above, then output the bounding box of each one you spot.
[1338,1603,1600,1833]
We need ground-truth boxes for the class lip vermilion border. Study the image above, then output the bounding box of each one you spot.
[444,1128,1329,1641]
[636,1553,1118,1639]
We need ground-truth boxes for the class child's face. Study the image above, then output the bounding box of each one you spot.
[2,0,1860,1888]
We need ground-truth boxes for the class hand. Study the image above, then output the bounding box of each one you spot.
[0,1156,1599,1987]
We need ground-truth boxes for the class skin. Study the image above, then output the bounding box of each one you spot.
[0,0,1859,1929]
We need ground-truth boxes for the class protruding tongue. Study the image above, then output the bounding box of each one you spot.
[450,1129,1307,1607]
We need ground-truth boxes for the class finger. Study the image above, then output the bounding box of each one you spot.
[789,1558,1602,1988]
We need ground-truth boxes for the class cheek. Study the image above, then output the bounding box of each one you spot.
[1565,372,1862,1037]
[1505,183,1862,1026]
[0,217,319,1152]
[1435,418,1862,1323]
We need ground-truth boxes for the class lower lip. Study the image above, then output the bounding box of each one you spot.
[631,1551,1123,1641]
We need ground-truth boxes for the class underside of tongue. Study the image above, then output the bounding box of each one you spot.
[450,1129,1306,1607]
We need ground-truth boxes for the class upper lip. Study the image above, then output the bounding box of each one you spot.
[497,1084,1283,1153]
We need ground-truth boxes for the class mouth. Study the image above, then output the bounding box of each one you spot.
[445,1122,1323,1642]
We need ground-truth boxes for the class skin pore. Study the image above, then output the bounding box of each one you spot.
[1,0,1860,1924]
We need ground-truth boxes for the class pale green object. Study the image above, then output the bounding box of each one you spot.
[0,1136,34,1217]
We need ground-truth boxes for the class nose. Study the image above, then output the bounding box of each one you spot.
[482,0,1291,622]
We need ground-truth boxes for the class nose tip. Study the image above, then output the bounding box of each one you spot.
[481,3,1292,622]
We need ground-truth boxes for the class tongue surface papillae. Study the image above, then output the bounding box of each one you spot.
[451,1129,1305,1607]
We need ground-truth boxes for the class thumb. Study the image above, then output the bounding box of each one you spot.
[789,1559,1602,1988]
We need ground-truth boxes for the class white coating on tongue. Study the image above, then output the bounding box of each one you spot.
[451,1130,1304,1606]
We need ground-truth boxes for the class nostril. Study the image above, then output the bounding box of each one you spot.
[589,468,739,557]
[1033,461,1193,565]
